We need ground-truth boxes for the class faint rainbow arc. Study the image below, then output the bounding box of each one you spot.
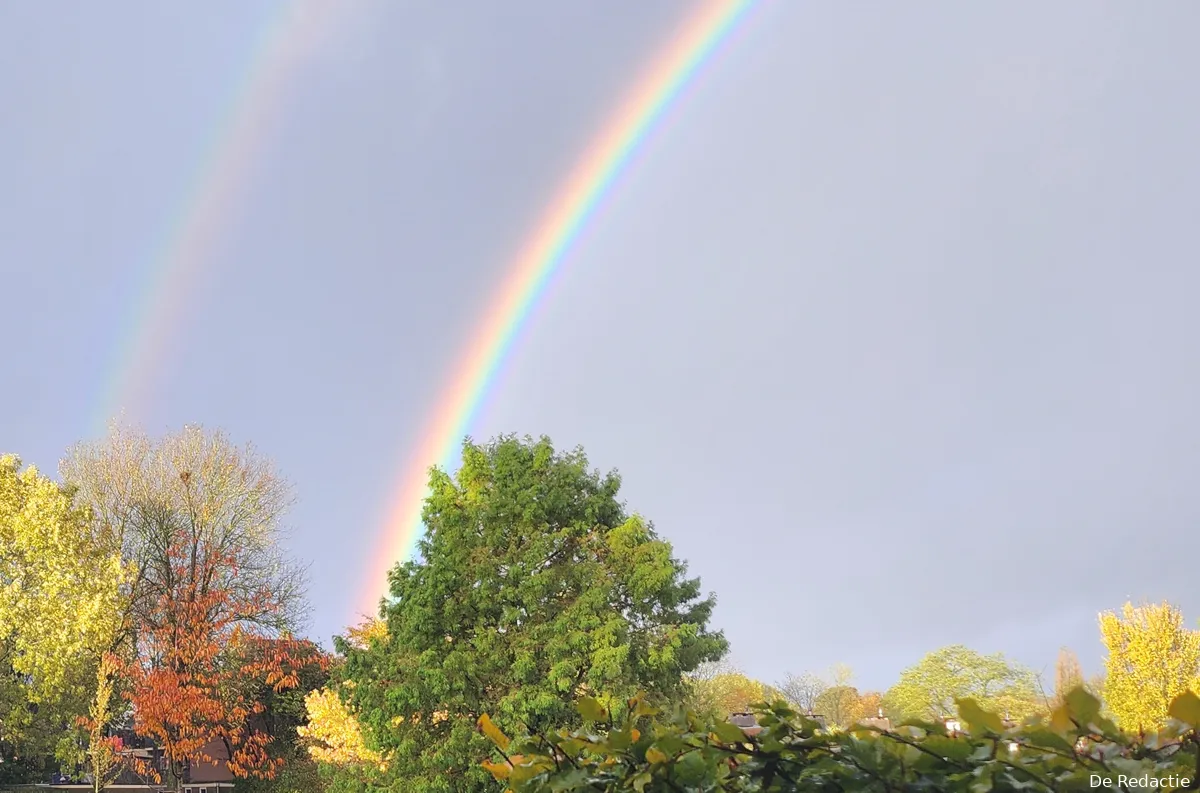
[361,0,757,615]
[91,1,345,434]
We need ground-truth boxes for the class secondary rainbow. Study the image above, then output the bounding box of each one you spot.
[361,0,757,615]
[91,1,346,435]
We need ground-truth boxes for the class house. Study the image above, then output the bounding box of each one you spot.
[42,736,234,793]
[729,711,829,735]
[858,709,891,731]
[728,712,763,736]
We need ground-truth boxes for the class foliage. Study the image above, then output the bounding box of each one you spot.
[61,423,310,640]
[883,644,1041,723]
[857,691,883,721]
[813,685,862,730]
[81,653,124,793]
[1054,647,1085,709]
[231,636,331,754]
[481,689,1200,792]
[1100,601,1200,733]
[0,454,127,772]
[119,535,327,787]
[298,687,387,770]
[341,435,727,793]
[684,665,766,719]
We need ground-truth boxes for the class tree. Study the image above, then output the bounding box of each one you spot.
[1099,601,1200,732]
[883,645,1039,723]
[777,671,826,714]
[82,654,123,793]
[684,663,766,717]
[0,454,127,773]
[297,687,386,770]
[61,426,316,786]
[814,685,862,729]
[60,423,309,642]
[857,691,884,721]
[1053,647,1084,709]
[342,436,727,793]
[120,535,326,789]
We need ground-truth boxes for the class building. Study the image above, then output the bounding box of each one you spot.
[39,736,235,793]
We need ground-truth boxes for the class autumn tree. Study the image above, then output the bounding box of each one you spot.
[121,536,326,789]
[1053,647,1084,709]
[857,691,884,721]
[1099,601,1200,732]
[81,654,124,793]
[341,436,727,793]
[684,662,766,717]
[0,454,127,774]
[60,423,309,642]
[883,645,1039,723]
[814,686,862,729]
[61,425,315,786]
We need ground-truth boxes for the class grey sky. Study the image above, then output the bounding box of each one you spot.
[3,1,1198,694]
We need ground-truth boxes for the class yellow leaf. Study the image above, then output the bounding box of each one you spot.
[630,728,640,741]
[478,714,510,751]
[1170,690,1200,726]
[645,747,668,764]
[481,760,511,780]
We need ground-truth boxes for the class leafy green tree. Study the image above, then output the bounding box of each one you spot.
[882,645,1040,723]
[342,436,727,793]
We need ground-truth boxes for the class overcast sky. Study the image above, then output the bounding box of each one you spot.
[3,1,1199,694]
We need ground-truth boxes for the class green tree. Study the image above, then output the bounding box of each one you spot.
[883,645,1039,723]
[342,436,727,793]
[1099,601,1200,732]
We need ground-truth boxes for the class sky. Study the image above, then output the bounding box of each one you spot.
[2,1,1199,694]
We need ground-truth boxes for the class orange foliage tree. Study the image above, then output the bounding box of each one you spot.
[119,539,327,788]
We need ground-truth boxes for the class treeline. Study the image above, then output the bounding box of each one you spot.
[6,428,1200,792]
[0,426,329,790]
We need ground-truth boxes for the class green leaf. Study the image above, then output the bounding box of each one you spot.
[1019,728,1075,753]
[956,698,1005,735]
[711,720,750,744]
[577,697,609,723]
[1064,687,1100,725]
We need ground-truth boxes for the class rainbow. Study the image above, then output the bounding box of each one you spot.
[91,1,346,435]
[360,0,757,615]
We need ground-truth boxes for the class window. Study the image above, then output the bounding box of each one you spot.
[200,787,208,793]
[185,788,193,793]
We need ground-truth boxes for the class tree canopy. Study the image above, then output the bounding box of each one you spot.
[0,455,126,766]
[340,435,727,793]
[1100,601,1200,732]
[882,644,1041,723]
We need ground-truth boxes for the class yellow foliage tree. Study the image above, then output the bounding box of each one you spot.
[0,455,126,716]
[1099,601,1200,732]
[686,665,767,717]
[298,687,386,769]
